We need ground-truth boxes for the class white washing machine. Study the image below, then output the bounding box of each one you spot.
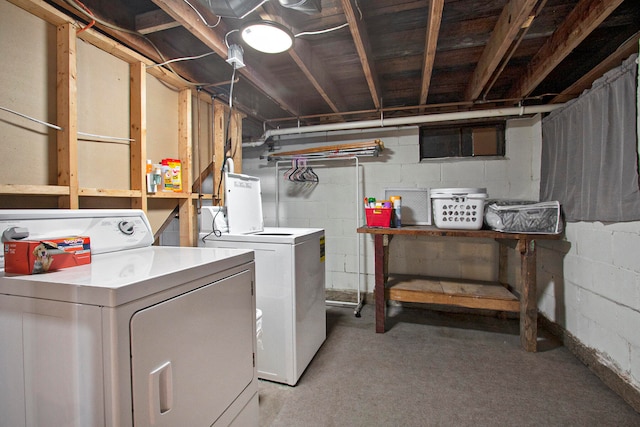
[199,173,326,386]
[0,209,258,427]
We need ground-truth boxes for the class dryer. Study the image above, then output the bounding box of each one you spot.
[0,209,258,427]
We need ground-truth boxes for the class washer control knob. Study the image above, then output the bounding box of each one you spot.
[118,220,135,235]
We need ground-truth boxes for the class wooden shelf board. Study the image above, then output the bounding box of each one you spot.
[0,184,69,195]
[191,194,213,200]
[79,188,142,197]
[147,192,190,199]
[386,274,520,312]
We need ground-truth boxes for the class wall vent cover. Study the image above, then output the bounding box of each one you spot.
[384,188,431,225]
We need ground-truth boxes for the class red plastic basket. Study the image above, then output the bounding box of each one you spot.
[365,207,392,228]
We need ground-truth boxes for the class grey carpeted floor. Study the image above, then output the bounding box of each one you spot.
[258,304,640,426]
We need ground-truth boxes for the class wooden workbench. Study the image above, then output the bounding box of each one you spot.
[357,225,563,352]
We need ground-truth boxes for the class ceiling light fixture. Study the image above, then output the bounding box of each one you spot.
[240,21,294,54]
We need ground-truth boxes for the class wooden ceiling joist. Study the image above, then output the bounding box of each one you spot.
[135,9,180,34]
[419,0,445,105]
[507,0,625,99]
[260,4,349,116]
[464,0,538,102]
[289,38,349,114]
[551,31,640,103]
[340,0,382,110]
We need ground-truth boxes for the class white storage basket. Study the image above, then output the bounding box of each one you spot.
[430,188,488,230]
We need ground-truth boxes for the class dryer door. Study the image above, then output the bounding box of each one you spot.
[130,269,255,426]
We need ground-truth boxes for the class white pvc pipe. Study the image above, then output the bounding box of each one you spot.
[243,104,564,147]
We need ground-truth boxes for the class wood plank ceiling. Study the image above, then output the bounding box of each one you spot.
[45,0,639,141]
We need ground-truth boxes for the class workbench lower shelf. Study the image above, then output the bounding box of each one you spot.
[386,275,520,313]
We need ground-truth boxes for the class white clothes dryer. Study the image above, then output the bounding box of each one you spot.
[0,209,258,427]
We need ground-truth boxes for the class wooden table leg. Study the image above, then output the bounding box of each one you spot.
[519,239,537,352]
[498,242,508,286]
[374,234,386,333]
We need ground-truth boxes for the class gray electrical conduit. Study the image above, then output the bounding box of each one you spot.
[243,104,565,148]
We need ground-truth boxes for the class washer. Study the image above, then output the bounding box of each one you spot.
[0,209,258,427]
[199,173,326,386]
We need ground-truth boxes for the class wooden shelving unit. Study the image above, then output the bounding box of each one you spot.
[2,0,243,246]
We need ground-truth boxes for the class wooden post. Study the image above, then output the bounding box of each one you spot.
[213,101,227,206]
[519,238,537,352]
[178,88,194,246]
[230,109,244,174]
[129,61,147,211]
[498,242,508,286]
[56,23,78,209]
[374,234,387,333]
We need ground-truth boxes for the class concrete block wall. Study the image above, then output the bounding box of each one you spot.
[538,221,640,392]
[242,115,543,294]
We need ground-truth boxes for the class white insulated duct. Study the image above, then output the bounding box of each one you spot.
[242,103,565,148]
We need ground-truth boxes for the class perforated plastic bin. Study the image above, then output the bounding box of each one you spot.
[430,188,488,230]
[365,207,392,228]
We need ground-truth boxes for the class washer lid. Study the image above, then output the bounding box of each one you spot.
[225,172,264,234]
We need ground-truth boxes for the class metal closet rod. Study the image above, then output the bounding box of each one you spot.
[275,156,364,317]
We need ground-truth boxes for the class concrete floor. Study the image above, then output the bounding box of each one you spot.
[258,304,640,426]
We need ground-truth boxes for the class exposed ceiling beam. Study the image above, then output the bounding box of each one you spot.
[419,0,444,105]
[340,0,382,109]
[464,0,538,101]
[150,0,301,116]
[260,4,348,115]
[135,9,180,35]
[551,31,640,103]
[289,38,349,114]
[507,0,624,99]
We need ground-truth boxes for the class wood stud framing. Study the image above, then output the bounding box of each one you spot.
[130,61,147,212]
[5,0,242,246]
[56,23,78,209]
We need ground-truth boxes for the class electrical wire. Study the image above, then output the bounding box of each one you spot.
[228,64,237,111]
[183,0,222,28]
[224,29,239,49]
[1,105,134,143]
[210,63,239,240]
[354,0,363,20]
[77,132,134,143]
[294,23,349,37]
[73,0,95,34]
[0,106,62,131]
[146,51,217,68]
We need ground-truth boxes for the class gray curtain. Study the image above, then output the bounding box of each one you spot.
[540,53,640,222]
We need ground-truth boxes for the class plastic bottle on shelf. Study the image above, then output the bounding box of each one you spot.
[392,196,402,227]
[153,164,163,191]
[146,159,155,193]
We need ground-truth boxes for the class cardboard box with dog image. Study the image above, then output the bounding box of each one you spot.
[3,236,91,275]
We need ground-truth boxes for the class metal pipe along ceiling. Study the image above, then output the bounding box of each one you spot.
[242,104,565,148]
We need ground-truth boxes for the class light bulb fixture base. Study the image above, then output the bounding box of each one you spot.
[240,20,294,54]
